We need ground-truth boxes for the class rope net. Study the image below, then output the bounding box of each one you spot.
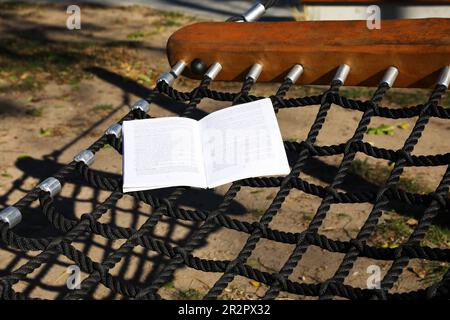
[1,2,450,301]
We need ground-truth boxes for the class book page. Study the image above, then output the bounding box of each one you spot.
[200,98,290,188]
[122,117,206,192]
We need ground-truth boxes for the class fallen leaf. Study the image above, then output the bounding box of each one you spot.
[406,218,418,226]
[410,265,426,279]
[398,122,410,130]
[249,280,261,288]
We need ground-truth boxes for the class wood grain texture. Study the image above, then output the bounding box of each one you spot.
[167,18,450,88]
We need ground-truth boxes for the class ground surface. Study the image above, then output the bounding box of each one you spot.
[0,3,449,300]
[0,0,297,21]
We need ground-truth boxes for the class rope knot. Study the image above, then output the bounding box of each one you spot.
[430,192,447,208]
[300,140,315,154]
[319,279,335,296]
[270,95,283,112]
[366,100,380,114]
[349,239,364,253]
[325,186,339,200]
[80,213,95,224]
[251,222,268,238]
[320,90,334,105]
[396,149,413,164]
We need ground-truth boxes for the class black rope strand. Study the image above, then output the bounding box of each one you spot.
[318,84,447,300]
[204,80,342,299]
[0,61,449,300]
[263,83,390,300]
[133,75,262,299]
[64,76,213,300]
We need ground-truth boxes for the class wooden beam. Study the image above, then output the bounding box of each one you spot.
[167,18,450,88]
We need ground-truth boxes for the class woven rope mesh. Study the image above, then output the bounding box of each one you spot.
[1,2,450,300]
[0,73,449,300]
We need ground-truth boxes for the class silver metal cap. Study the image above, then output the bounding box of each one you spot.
[243,3,266,22]
[157,61,187,86]
[74,150,95,166]
[157,72,175,86]
[437,66,450,88]
[247,63,263,81]
[0,206,22,229]
[285,64,304,84]
[105,123,122,138]
[205,63,222,80]
[38,177,61,197]
[171,60,187,77]
[380,66,399,88]
[333,64,350,85]
[131,99,150,113]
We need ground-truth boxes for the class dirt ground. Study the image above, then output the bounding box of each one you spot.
[0,3,449,300]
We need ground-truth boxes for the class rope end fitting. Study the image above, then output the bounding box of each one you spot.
[74,149,95,166]
[157,60,187,86]
[437,66,450,88]
[0,206,22,229]
[130,99,150,113]
[285,64,304,84]
[205,63,223,80]
[105,123,122,139]
[380,66,399,88]
[333,64,350,86]
[38,177,62,198]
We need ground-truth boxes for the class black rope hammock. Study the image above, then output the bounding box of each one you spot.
[0,0,449,300]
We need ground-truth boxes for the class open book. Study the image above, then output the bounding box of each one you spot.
[122,98,290,192]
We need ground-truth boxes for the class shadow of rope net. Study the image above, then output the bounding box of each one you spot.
[0,70,449,300]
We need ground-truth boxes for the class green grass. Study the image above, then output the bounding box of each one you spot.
[0,2,33,9]
[163,281,175,290]
[39,128,52,138]
[351,159,430,194]
[373,213,412,247]
[137,73,152,84]
[0,74,37,92]
[126,31,145,40]
[17,154,31,161]
[249,208,265,217]
[25,107,43,117]
[443,94,450,108]
[0,171,12,179]
[340,87,374,100]
[155,10,184,28]
[92,104,114,112]
[419,261,449,285]
[385,90,428,106]
[161,11,184,19]
[176,288,202,300]
[372,211,450,248]
[425,225,450,247]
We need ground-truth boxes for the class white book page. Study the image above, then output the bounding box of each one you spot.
[200,98,290,188]
[122,117,207,192]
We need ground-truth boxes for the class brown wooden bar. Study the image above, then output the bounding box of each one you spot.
[167,18,450,88]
